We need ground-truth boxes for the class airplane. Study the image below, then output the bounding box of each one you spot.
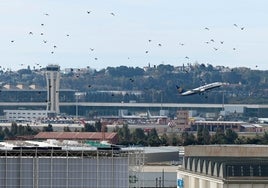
[118,109,143,119]
[147,110,168,119]
[176,82,226,96]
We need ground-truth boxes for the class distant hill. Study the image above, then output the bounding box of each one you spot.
[0,63,268,104]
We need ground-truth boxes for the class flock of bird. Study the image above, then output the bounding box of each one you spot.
[143,23,246,68]
[5,9,249,82]
[7,10,117,72]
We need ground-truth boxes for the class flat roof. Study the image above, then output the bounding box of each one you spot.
[185,145,268,157]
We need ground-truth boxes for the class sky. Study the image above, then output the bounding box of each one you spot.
[1,0,268,71]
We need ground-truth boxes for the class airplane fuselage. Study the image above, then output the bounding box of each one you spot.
[179,82,225,96]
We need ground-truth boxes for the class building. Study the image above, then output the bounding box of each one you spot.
[189,120,264,133]
[177,145,268,188]
[0,140,144,188]
[46,64,60,114]
[34,132,119,145]
[3,109,52,122]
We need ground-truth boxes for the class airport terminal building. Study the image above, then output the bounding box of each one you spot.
[177,145,268,188]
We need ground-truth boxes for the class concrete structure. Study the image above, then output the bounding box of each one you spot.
[134,146,184,188]
[189,120,264,133]
[0,140,144,188]
[46,64,60,114]
[3,109,50,122]
[177,145,268,188]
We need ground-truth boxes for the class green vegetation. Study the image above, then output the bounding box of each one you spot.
[0,122,38,140]
[1,122,268,146]
[114,124,268,146]
[1,64,268,105]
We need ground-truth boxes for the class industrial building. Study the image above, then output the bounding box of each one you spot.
[34,132,119,145]
[0,140,144,188]
[177,145,268,188]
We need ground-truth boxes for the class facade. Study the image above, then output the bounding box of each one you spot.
[3,109,49,122]
[0,140,144,188]
[46,64,60,114]
[177,145,268,188]
[190,120,264,133]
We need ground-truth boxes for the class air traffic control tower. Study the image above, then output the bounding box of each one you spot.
[45,64,60,114]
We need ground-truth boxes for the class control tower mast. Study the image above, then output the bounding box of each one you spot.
[45,64,60,114]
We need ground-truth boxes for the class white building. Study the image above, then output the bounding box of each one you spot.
[4,109,49,122]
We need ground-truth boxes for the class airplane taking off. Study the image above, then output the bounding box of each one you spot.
[176,82,226,96]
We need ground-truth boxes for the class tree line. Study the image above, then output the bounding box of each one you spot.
[1,122,268,146]
[115,124,268,146]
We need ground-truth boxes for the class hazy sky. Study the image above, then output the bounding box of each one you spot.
[1,0,268,71]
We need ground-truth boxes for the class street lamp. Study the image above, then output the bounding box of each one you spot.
[74,92,86,119]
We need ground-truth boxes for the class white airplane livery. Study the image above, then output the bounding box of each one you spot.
[176,82,226,96]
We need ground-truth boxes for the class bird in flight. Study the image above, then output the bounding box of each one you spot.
[87,11,91,14]
[110,12,115,16]
[44,13,49,16]
[205,27,209,30]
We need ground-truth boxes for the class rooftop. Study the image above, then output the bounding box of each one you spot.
[185,145,268,157]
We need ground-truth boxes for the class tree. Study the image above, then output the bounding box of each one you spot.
[160,133,168,146]
[117,124,131,145]
[63,126,71,132]
[83,123,96,132]
[0,127,5,141]
[3,127,11,139]
[197,126,211,145]
[147,128,161,146]
[211,128,226,144]
[181,131,196,146]
[167,132,180,146]
[225,128,238,144]
[43,124,53,132]
[131,128,147,146]
[95,120,102,132]
[10,122,18,136]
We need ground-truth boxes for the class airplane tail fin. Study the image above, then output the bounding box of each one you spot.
[176,85,185,94]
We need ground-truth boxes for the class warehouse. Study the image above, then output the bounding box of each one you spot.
[0,140,143,188]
